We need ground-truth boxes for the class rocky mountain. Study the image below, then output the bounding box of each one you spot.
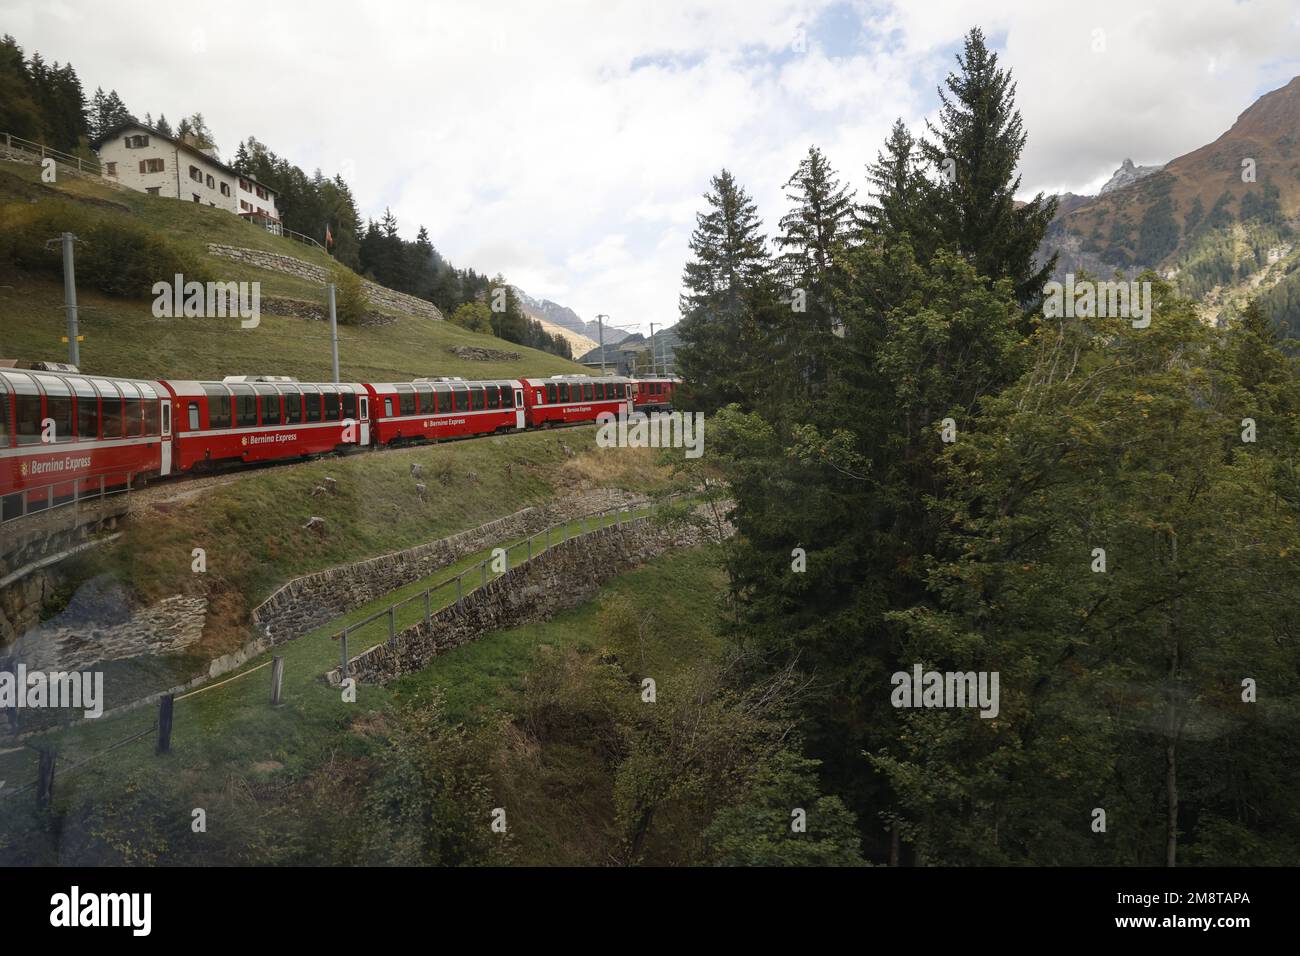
[1039,75,1300,331]
[513,288,629,348]
[1098,158,1164,196]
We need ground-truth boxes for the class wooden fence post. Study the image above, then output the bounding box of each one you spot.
[36,747,56,809]
[270,656,284,706]
[156,695,174,755]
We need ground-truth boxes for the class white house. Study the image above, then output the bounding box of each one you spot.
[92,122,281,227]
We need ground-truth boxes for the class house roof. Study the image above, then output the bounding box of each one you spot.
[91,121,277,196]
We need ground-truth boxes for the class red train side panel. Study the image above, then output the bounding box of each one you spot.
[0,367,169,516]
[164,378,369,472]
[364,379,524,446]
[520,375,634,428]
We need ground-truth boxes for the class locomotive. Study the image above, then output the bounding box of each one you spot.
[0,363,679,518]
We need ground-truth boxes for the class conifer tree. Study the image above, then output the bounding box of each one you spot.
[676,169,773,411]
[918,27,1057,306]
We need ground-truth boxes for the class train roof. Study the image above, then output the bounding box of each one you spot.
[164,379,365,397]
[0,366,164,397]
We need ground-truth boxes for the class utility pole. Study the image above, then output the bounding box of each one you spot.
[327,283,340,383]
[647,322,658,376]
[47,232,82,367]
[595,314,608,375]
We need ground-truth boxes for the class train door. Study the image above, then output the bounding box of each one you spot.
[359,395,370,445]
[160,400,172,475]
[514,388,525,429]
[625,383,634,416]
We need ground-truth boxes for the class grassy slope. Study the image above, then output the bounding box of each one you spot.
[52,428,679,702]
[0,542,725,865]
[0,161,585,381]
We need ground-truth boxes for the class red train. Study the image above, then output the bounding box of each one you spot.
[0,365,669,517]
[632,376,681,412]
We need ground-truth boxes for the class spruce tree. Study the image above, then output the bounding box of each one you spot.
[919,27,1057,306]
[774,146,856,398]
[676,169,772,411]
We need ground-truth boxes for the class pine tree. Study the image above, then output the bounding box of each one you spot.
[155,113,173,137]
[676,169,773,411]
[918,27,1057,307]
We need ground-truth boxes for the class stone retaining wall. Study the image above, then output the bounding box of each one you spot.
[251,488,642,642]
[328,515,714,685]
[206,243,444,322]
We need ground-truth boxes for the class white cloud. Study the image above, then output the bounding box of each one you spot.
[4,0,1298,334]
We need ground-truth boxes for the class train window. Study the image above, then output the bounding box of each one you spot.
[34,374,74,443]
[598,383,607,399]
[453,388,469,412]
[120,385,144,438]
[469,387,484,410]
[71,379,98,439]
[384,398,393,417]
[201,385,230,428]
[501,386,514,408]
[414,384,433,413]
[284,388,303,424]
[396,385,415,416]
[341,390,358,420]
[94,380,123,438]
[554,383,566,402]
[228,386,256,427]
[546,383,557,404]
[486,386,499,409]
[0,379,8,444]
[583,384,594,401]
[6,373,41,445]
[434,385,451,412]
[188,402,200,430]
[323,389,341,421]
[302,386,321,423]
[256,386,281,425]
[143,397,160,435]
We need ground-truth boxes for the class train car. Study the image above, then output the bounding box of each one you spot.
[364,378,524,446]
[519,374,634,428]
[163,376,369,472]
[0,364,171,517]
[632,375,680,412]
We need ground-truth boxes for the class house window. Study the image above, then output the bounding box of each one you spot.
[146,186,161,195]
[189,165,202,182]
[139,158,164,173]
[206,174,215,188]
[240,200,251,211]
[256,185,267,199]
[125,134,149,148]
[105,162,116,176]
[220,182,231,196]
[240,178,251,192]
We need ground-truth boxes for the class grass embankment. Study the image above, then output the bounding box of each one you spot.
[0,540,726,866]
[0,161,586,381]
[41,426,678,705]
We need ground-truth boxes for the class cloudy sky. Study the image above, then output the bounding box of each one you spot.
[5,0,1300,333]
